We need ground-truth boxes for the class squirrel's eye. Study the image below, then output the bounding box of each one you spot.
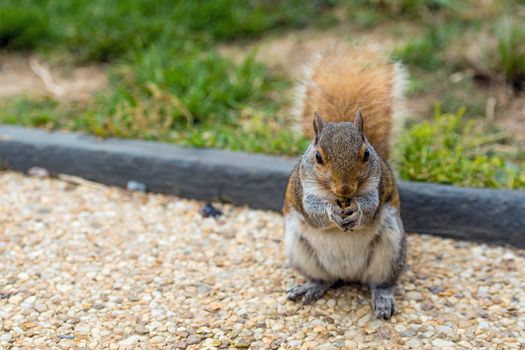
[315,151,324,165]
[363,148,370,162]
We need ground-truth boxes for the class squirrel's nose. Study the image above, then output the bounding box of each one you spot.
[334,184,354,198]
[332,183,357,198]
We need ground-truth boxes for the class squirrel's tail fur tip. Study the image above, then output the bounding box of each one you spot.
[392,61,408,120]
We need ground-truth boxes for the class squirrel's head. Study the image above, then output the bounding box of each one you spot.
[303,110,379,201]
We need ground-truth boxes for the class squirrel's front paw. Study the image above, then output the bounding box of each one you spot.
[327,205,346,228]
[340,211,361,231]
[327,204,361,231]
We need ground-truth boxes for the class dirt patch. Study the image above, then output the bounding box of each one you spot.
[492,88,525,145]
[0,53,107,101]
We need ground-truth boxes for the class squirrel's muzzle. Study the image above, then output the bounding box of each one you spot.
[332,183,357,199]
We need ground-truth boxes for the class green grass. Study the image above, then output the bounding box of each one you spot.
[0,95,309,155]
[391,21,465,71]
[399,107,525,189]
[0,5,50,49]
[449,13,525,91]
[92,46,287,129]
[495,16,525,88]
[0,0,337,60]
[0,98,75,127]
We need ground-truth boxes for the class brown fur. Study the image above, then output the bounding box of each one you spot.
[298,46,401,160]
[283,163,302,215]
[378,159,400,210]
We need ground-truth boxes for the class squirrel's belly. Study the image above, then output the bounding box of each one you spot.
[301,225,378,281]
[285,209,381,282]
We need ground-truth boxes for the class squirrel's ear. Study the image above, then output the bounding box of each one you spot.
[355,109,364,138]
[313,111,324,144]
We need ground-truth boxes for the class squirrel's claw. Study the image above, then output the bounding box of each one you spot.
[340,207,354,217]
[287,281,331,304]
[327,203,361,231]
[336,213,360,231]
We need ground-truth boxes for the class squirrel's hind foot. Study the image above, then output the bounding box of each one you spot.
[372,284,396,319]
[287,280,332,305]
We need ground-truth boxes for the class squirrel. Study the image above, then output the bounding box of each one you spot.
[283,45,407,320]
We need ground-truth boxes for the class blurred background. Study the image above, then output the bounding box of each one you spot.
[0,0,524,188]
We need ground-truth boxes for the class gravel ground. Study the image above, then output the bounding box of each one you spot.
[1,171,524,350]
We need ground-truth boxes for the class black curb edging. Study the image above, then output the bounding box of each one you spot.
[1,125,524,248]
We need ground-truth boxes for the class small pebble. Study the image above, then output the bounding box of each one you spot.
[68,317,81,324]
[119,335,146,347]
[432,339,456,347]
[34,303,47,312]
[58,334,75,340]
[437,325,453,333]
[135,325,149,335]
[478,321,490,329]
[0,334,12,343]
[175,341,187,349]
[233,338,251,348]
[421,302,433,311]
[407,339,422,348]
[21,295,36,310]
[428,286,444,294]
[186,335,202,345]
[394,324,406,332]
[126,180,147,192]
[28,167,50,178]
[399,330,417,337]
[406,291,423,300]
[197,284,211,295]
[150,335,164,344]
[128,294,140,302]
[270,339,284,349]
[368,320,383,330]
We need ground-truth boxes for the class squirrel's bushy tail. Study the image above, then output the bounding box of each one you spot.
[293,44,407,160]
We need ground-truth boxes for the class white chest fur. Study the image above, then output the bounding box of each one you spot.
[284,206,402,285]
